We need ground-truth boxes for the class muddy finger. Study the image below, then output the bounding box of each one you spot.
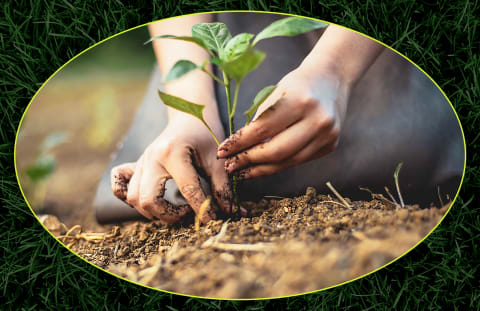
[210,159,233,214]
[164,147,216,224]
[110,162,136,201]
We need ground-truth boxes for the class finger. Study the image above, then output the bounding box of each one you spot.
[111,162,136,201]
[209,158,233,214]
[209,160,247,216]
[164,147,215,224]
[224,119,323,173]
[138,155,191,224]
[217,97,302,158]
[238,139,338,180]
[126,156,154,219]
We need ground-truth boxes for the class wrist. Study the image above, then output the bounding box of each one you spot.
[168,107,226,140]
[298,25,384,91]
[296,56,354,94]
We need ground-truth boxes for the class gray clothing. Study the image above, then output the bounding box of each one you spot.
[94,13,464,223]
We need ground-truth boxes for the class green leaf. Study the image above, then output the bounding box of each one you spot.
[25,154,56,183]
[192,22,232,55]
[252,17,328,46]
[157,90,221,145]
[394,162,404,180]
[158,90,205,120]
[222,33,254,62]
[210,57,223,66]
[145,35,209,52]
[244,85,277,124]
[164,60,200,82]
[222,48,265,82]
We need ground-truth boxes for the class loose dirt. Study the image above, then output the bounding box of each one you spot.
[44,187,449,299]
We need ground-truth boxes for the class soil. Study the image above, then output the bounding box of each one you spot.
[42,187,450,299]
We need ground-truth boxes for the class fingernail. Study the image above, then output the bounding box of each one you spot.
[226,161,236,173]
[238,170,250,180]
[217,146,229,157]
[217,140,231,155]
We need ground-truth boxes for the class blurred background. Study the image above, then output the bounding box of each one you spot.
[16,25,155,230]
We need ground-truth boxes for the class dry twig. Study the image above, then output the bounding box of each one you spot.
[207,242,273,252]
[384,186,398,205]
[201,221,272,252]
[394,162,405,208]
[359,187,398,207]
[326,181,352,208]
[317,200,351,207]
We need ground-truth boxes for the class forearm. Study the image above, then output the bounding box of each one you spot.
[299,24,384,89]
[148,15,223,134]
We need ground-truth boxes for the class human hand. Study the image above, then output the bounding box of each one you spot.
[111,114,232,224]
[217,65,350,179]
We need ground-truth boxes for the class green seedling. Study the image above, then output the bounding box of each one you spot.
[24,132,68,210]
[148,17,328,214]
[393,162,405,208]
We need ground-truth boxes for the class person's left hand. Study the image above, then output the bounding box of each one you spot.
[217,65,350,179]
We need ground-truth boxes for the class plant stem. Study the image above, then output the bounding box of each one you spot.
[222,71,233,136]
[202,121,220,146]
[230,81,241,120]
[232,175,239,213]
[201,68,225,86]
[229,83,241,214]
[221,71,239,215]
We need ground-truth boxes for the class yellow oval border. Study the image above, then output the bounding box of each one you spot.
[14,10,467,301]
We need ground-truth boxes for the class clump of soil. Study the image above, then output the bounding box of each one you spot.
[47,188,449,299]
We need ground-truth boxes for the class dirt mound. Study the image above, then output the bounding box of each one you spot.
[47,188,449,299]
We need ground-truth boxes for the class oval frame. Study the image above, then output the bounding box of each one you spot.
[14,10,467,301]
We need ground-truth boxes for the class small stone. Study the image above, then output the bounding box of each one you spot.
[398,208,409,221]
[306,187,317,203]
[219,252,235,263]
[38,214,66,234]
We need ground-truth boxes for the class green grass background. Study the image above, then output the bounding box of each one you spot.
[1,0,478,309]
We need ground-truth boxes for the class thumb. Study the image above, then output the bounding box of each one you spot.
[164,148,216,224]
[110,162,136,202]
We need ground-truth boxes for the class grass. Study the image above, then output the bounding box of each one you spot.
[1,0,479,309]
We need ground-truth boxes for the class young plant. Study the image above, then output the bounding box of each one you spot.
[148,16,328,214]
[393,162,405,208]
[23,132,68,210]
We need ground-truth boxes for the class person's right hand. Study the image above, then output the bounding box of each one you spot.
[110,114,231,224]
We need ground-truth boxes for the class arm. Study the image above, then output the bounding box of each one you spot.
[217,25,384,179]
[111,15,233,224]
[148,15,224,134]
[300,25,384,89]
